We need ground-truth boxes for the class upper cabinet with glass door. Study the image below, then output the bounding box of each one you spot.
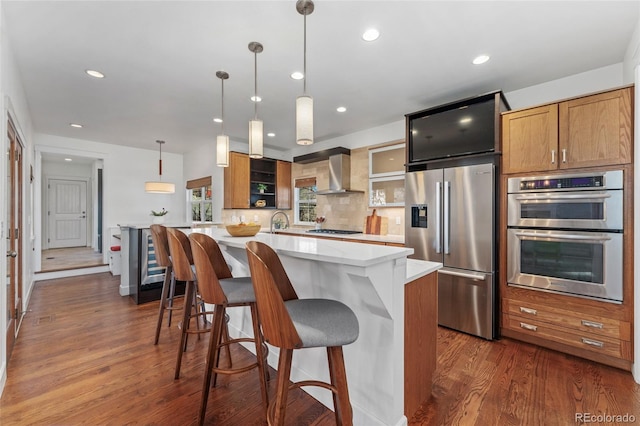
[369,142,405,207]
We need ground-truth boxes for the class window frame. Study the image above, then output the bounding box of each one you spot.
[188,184,213,224]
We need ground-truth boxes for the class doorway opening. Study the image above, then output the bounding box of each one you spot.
[35,149,105,275]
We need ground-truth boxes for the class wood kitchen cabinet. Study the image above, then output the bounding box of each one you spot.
[276,160,291,209]
[223,152,292,209]
[223,152,250,209]
[501,286,632,370]
[502,86,633,174]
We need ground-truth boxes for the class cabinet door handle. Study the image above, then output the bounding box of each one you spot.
[520,322,537,332]
[561,148,567,163]
[551,149,556,164]
[581,338,604,348]
[581,320,603,329]
[519,307,537,315]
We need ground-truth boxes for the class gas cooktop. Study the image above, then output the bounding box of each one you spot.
[306,229,362,235]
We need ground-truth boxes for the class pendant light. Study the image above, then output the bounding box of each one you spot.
[296,0,314,145]
[216,70,230,167]
[248,41,264,159]
[145,140,176,193]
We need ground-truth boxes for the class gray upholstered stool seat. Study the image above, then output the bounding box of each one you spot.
[219,276,255,304]
[285,299,359,348]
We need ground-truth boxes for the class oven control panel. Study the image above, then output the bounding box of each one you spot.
[508,170,623,193]
[518,176,603,191]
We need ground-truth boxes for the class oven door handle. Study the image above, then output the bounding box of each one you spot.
[514,193,612,201]
[512,230,612,242]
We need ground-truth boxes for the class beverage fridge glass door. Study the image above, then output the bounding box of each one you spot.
[405,169,444,263]
[443,163,494,272]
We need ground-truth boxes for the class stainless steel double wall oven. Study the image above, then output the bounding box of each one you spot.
[507,170,624,303]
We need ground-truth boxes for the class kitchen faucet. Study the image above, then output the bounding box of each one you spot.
[270,211,290,233]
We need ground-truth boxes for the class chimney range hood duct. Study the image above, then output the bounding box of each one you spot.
[293,147,364,195]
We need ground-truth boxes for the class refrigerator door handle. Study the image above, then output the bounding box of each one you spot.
[439,268,487,281]
[435,181,441,253]
[443,181,450,254]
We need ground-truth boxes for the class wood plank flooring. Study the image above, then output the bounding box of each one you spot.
[40,247,106,272]
[1,272,639,425]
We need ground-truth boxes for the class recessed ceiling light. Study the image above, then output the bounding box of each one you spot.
[472,55,490,65]
[459,117,473,124]
[64,158,73,162]
[70,123,83,128]
[267,132,275,137]
[213,117,222,123]
[85,69,105,78]
[250,96,262,102]
[336,106,347,113]
[291,71,304,80]
[362,28,380,42]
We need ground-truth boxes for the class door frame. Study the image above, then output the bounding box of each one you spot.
[5,115,25,362]
[34,147,106,273]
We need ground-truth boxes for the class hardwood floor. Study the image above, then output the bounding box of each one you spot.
[40,246,106,272]
[1,272,639,425]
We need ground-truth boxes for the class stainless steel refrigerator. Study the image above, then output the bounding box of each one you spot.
[405,162,496,339]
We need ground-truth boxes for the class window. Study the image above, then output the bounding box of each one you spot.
[187,176,213,223]
[294,177,317,225]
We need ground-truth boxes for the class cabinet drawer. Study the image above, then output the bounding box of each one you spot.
[504,315,625,359]
[504,298,629,341]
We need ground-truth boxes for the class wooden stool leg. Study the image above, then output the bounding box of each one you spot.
[154,266,172,345]
[272,348,293,426]
[166,273,176,327]
[198,304,226,426]
[251,304,269,412]
[175,280,195,379]
[328,346,353,426]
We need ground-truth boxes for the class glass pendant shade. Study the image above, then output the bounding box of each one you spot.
[249,119,263,158]
[144,181,175,193]
[296,95,314,145]
[216,134,229,167]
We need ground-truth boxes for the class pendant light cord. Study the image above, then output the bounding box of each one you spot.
[303,13,307,95]
[254,51,258,120]
[221,78,225,134]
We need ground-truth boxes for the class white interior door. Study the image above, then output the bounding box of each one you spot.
[48,178,88,248]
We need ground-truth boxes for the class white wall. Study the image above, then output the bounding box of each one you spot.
[35,134,185,235]
[624,6,640,384]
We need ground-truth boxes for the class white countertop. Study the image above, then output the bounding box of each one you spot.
[194,228,413,268]
[274,227,405,245]
[406,258,442,283]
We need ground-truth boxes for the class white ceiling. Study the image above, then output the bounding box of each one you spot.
[3,1,638,156]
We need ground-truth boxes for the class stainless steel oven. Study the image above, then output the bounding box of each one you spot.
[507,170,624,303]
[507,170,623,230]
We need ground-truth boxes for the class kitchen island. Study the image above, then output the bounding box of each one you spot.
[191,228,441,426]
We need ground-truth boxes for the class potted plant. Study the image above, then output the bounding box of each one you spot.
[151,208,168,224]
[257,183,268,194]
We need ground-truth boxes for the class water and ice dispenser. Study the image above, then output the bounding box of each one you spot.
[410,204,428,228]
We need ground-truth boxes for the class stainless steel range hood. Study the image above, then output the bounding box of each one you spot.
[316,154,364,195]
[293,147,364,195]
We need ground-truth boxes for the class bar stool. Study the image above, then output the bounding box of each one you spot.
[149,224,183,345]
[246,241,359,426]
[166,228,211,379]
[189,233,269,426]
